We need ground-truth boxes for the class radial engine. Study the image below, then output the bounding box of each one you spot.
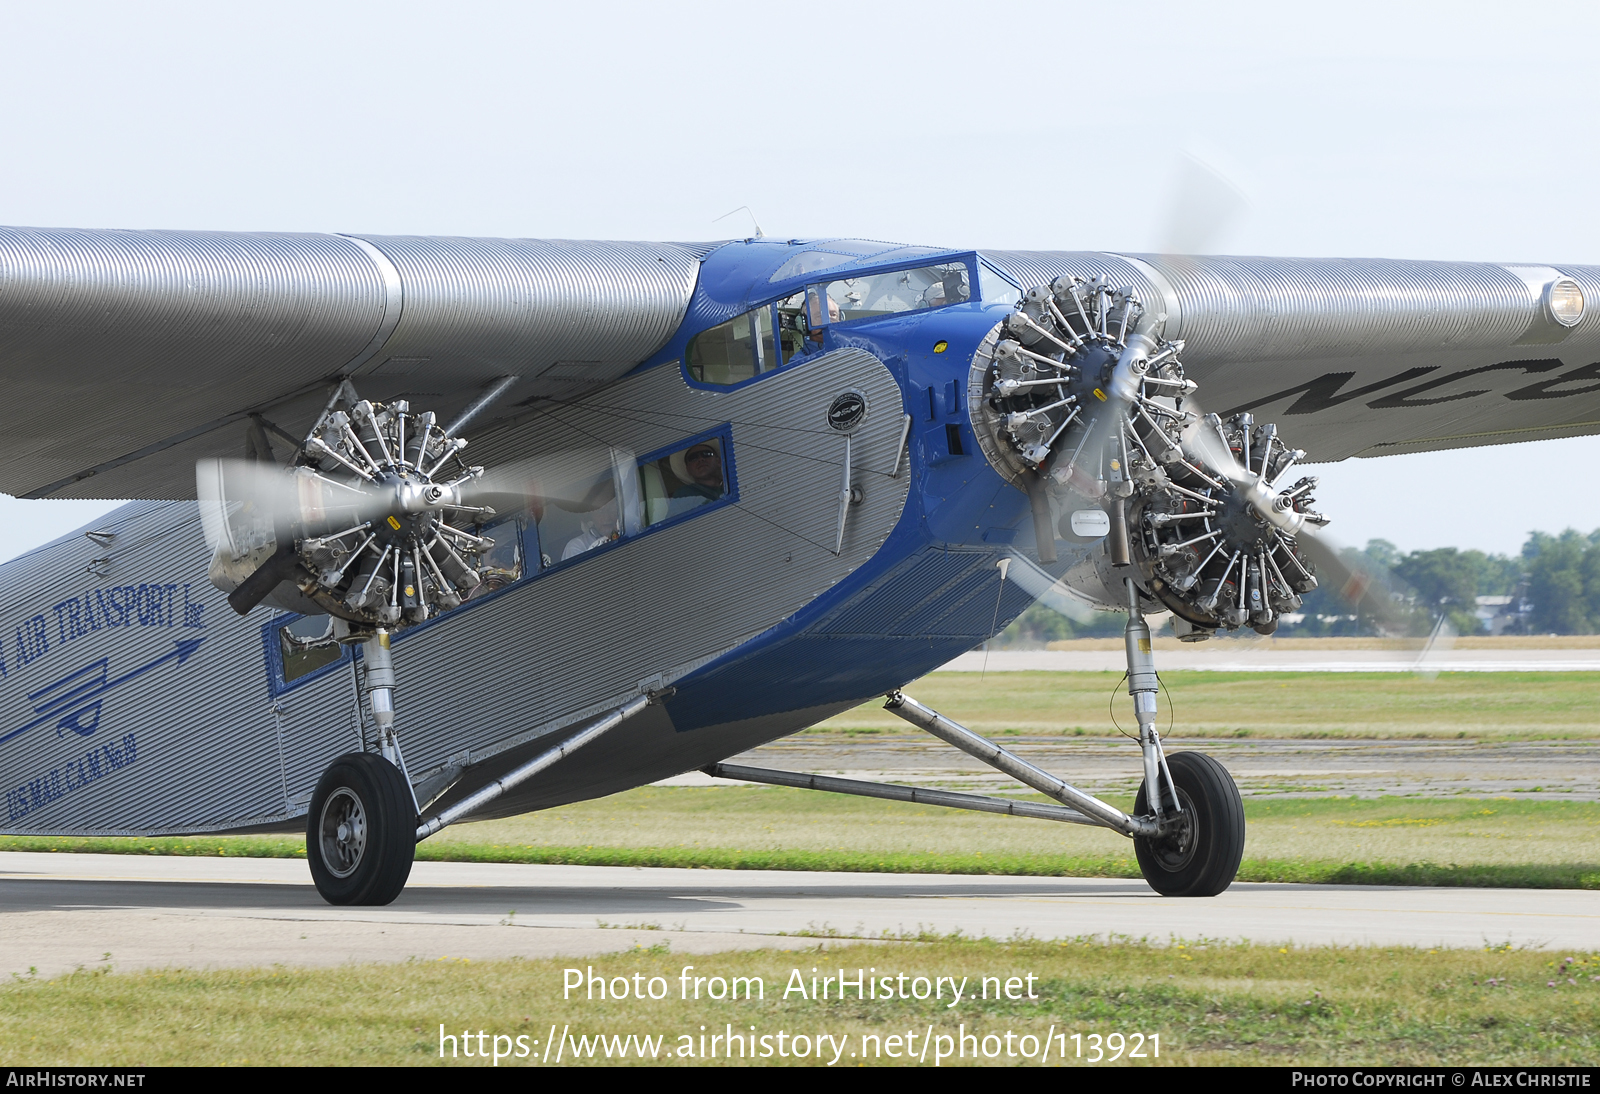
[199,389,496,628]
[968,276,1330,638]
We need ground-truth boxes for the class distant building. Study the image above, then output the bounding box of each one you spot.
[1475,593,1528,635]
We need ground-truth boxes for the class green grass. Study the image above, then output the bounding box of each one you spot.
[4,941,1597,1065]
[817,670,1600,739]
[5,790,1596,889]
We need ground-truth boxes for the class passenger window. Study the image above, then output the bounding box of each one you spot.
[531,447,642,564]
[640,435,731,525]
[820,262,972,324]
[278,615,345,684]
[463,516,525,600]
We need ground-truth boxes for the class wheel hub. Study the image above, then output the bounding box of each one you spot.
[1146,788,1197,872]
[319,787,368,879]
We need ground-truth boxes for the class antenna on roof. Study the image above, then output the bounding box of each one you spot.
[712,206,764,239]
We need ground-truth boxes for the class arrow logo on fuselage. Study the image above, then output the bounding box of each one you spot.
[0,637,205,747]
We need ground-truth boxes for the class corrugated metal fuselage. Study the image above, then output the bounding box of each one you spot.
[0,292,1031,836]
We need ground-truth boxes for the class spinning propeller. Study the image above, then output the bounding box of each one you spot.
[970,155,1415,640]
[1179,407,1412,634]
[199,391,619,626]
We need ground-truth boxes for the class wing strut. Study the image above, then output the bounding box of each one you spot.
[703,762,1098,826]
[415,690,660,840]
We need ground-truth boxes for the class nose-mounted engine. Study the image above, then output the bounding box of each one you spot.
[969,275,1329,637]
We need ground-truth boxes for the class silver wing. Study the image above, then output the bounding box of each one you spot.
[984,251,1600,460]
[0,228,705,500]
[2,230,1592,506]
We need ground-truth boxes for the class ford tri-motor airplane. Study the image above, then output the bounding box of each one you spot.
[1,227,1594,904]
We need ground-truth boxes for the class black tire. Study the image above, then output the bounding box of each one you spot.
[1132,751,1244,897]
[306,752,416,906]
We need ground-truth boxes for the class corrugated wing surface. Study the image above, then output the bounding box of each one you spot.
[982,250,1600,461]
[0,227,704,500]
[352,235,702,403]
[0,228,385,499]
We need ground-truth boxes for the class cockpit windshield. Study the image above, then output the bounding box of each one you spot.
[820,262,971,323]
[688,258,976,388]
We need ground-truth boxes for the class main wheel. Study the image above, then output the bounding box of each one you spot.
[306,752,416,906]
[1132,751,1244,897]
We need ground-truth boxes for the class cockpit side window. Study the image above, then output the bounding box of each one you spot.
[639,430,735,526]
[979,261,1021,306]
[685,259,972,390]
[688,306,778,385]
[686,298,814,389]
[776,293,807,359]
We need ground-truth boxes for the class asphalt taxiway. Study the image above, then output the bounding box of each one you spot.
[3,851,1594,977]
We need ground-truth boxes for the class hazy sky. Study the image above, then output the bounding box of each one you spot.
[2,0,1597,559]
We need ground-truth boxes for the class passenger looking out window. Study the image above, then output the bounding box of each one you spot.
[669,440,725,515]
[561,517,612,560]
[640,436,731,526]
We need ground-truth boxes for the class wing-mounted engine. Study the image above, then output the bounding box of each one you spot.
[199,387,494,627]
[1130,411,1325,636]
[971,276,1330,638]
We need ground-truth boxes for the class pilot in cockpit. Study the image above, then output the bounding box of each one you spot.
[665,439,725,517]
[921,269,969,310]
[808,294,840,347]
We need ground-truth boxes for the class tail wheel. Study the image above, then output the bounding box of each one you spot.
[1132,751,1244,897]
[307,752,415,906]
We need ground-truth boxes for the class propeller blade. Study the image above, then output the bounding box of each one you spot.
[1154,151,1250,257]
[1292,531,1415,637]
[226,542,301,615]
[1179,395,1415,634]
[1415,613,1459,679]
[201,441,640,618]
[464,448,624,516]
[197,458,302,556]
[1002,549,1099,625]
[1180,407,1247,487]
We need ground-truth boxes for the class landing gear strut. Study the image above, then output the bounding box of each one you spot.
[306,626,420,907]
[703,577,1246,897]
[1123,578,1245,895]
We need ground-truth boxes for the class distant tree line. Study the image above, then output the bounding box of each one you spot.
[997,528,1600,644]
